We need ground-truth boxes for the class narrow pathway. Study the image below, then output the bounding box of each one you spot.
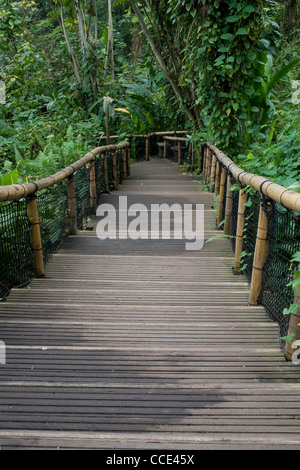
[0,157,299,449]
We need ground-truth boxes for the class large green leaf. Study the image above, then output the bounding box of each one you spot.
[267,57,300,95]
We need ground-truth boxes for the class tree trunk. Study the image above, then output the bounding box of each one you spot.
[130,0,200,127]
[58,1,82,86]
[104,0,114,82]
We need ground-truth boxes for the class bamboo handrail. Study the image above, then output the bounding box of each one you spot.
[163,136,189,142]
[0,142,130,203]
[205,140,300,360]
[99,131,187,140]
[207,142,300,213]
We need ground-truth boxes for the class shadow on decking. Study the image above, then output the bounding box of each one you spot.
[0,346,229,433]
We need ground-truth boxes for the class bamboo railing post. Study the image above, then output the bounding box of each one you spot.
[122,148,127,180]
[249,198,272,305]
[205,148,210,180]
[67,175,76,235]
[27,194,45,277]
[210,154,216,193]
[214,161,220,198]
[234,188,247,274]
[127,146,131,177]
[146,135,150,161]
[207,150,212,185]
[217,166,226,228]
[203,147,207,180]
[89,159,97,215]
[163,138,167,159]
[113,151,118,190]
[224,174,233,236]
[178,140,181,165]
[284,264,300,361]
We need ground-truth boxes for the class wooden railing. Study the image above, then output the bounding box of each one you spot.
[99,131,188,161]
[0,130,299,360]
[0,142,130,280]
[163,137,300,360]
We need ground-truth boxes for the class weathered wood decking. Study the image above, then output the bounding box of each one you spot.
[0,157,300,450]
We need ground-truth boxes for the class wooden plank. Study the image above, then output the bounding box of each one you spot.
[0,156,299,449]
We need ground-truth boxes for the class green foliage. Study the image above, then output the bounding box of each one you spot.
[280,252,300,346]
[0,0,299,190]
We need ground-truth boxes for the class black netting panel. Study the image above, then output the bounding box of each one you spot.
[230,184,239,252]
[241,190,260,282]
[205,145,300,350]
[95,153,105,199]
[166,141,176,161]
[0,200,34,298]
[117,149,123,184]
[200,145,204,173]
[107,151,114,191]
[131,137,146,161]
[38,182,69,265]
[74,165,90,229]
[180,142,189,165]
[220,166,228,228]
[150,135,158,156]
[0,146,130,300]
[261,204,300,346]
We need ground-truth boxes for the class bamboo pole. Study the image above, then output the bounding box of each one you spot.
[67,175,76,235]
[205,148,210,180]
[224,174,233,236]
[89,159,97,214]
[234,189,247,274]
[178,141,181,165]
[214,161,220,198]
[210,154,216,193]
[217,166,226,228]
[203,147,207,180]
[207,149,212,183]
[284,265,300,361]
[146,135,150,161]
[127,146,131,176]
[163,136,189,142]
[122,148,127,180]
[98,131,187,141]
[154,131,187,136]
[163,139,167,159]
[249,199,272,305]
[27,194,45,277]
[113,151,118,190]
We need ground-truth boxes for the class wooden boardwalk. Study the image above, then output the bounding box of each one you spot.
[0,157,300,449]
